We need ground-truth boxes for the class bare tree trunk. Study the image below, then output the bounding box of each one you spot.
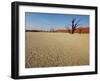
[70,18,80,34]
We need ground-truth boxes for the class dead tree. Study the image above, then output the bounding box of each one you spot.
[70,18,80,34]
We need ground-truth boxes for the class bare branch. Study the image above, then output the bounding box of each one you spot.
[70,18,81,34]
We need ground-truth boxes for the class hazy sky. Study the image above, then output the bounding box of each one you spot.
[25,12,89,30]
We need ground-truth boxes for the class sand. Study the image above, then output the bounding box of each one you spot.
[25,32,89,68]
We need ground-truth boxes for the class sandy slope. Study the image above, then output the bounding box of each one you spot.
[25,32,89,68]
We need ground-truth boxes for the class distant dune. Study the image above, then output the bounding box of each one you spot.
[55,27,89,33]
[75,27,89,33]
[26,27,89,33]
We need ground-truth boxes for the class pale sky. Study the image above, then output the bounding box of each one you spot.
[25,12,89,30]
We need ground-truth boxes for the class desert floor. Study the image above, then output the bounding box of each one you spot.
[25,32,89,68]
